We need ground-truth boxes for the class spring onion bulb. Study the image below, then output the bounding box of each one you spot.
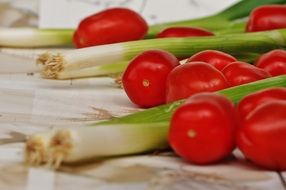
[25,130,56,165]
[0,28,74,48]
[46,122,168,168]
[48,60,129,79]
[25,75,286,167]
[38,29,286,79]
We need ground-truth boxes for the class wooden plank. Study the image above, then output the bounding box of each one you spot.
[57,155,285,190]
[281,173,286,189]
[0,74,139,127]
[0,144,283,190]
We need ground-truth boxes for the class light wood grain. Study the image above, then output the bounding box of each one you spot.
[0,48,70,73]
[56,155,285,190]
[281,173,286,189]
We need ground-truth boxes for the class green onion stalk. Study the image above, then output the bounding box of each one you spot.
[0,28,74,48]
[25,75,286,168]
[38,29,286,79]
[69,52,261,79]
[1,0,286,48]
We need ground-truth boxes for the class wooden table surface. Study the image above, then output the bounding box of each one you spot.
[0,48,285,190]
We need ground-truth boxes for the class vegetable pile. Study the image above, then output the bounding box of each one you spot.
[169,88,286,170]
[22,0,286,171]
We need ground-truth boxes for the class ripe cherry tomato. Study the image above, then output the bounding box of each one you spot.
[238,87,286,119]
[222,61,271,87]
[246,5,286,32]
[156,27,214,38]
[122,49,179,108]
[166,62,229,103]
[237,100,286,171]
[73,8,148,48]
[169,93,237,164]
[255,49,286,76]
[187,50,237,71]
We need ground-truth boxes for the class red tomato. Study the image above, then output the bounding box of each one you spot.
[238,87,286,119]
[187,50,237,71]
[169,93,237,164]
[222,61,271,87]
[166,62,229,103]
[156,27,214,38]
[122,49,179,108]
[237,100,286,171]
[255,49,286,76]
[246,5,286,32]
[73,8,148,48]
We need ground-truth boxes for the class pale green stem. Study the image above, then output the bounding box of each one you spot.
[0,28,74,48]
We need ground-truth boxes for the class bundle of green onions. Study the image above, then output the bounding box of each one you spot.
[25,75,286,168]
[37,29,286,79]
[0,0,285,48]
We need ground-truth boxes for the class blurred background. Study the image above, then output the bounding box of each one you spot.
[0,0,237,28]
[0,0,37,27]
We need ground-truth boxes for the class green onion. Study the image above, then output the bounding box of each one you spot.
[0,28,74,48]
[25,75,286,167]
[38,29,286,79]
[46,122,169,168]
[67,52,260,79]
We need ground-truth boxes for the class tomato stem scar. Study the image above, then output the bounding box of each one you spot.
[188,129,197,138]
[142,79,150,87]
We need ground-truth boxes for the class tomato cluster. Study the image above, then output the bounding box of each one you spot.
[73,4,286,170]
[122,47,286,170]
[122,49,278,107]
[169,88,286,171]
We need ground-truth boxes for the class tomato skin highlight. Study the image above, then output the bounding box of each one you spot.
[187,50,237,71]
[157,27,214,38]
[169,93,237,164]
[122,50,179,108]
[237,100,286,171]
[222,61,271,87]
[255,49,286,76]
[73,8,148,48]
[246,5,286,32]
[166,62,229,103]
[238,87,286,119]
